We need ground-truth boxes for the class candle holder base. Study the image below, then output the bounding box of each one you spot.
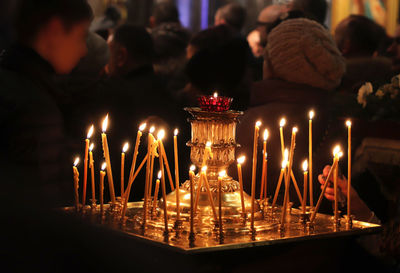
[300,212,310,223]
[89,199,97,210]
[345,215,353,230]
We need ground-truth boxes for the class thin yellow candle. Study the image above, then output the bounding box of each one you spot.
[310,145,342,223]
[202,166,218,222]
[121,142,129,198]
[99,162,106,215]
[127,123,146,197]
[82,125,94,206]
[158,130,175,191]
[158,137,169,234]
[218,170,225,238]
[73,157,80,212]
[346,120,352,220]
[152,171,161,217]
[194,169,203,213]
[101,115,116,205]
[202,141,212,167]
[189,165,196,235]
[89,143,96,204]
[143,126,155,227]
[251,120,261,231]
[148,143,157,199]
[271,159,287,208]
[279,118,286,158]
[260,129,268,200]
[237,156,246,219]
[309,110,314,208]
[302,160,308,215]
[173,129,180,221]
[334,156,339,225]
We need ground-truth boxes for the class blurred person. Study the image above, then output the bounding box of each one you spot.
[149,1,180,28]
[236,18,346,209]
[90,5,122,40]
[288,0,328,25]
[387,25,400,73]
[247,29,263,58]
[335,15,393,94]
[214,2,247,34]
[255,4,287,48]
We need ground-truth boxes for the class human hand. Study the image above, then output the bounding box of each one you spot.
[318,165,348,201]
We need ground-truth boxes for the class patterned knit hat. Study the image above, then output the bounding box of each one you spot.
[265,18,346,90]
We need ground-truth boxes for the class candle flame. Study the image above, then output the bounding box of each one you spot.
[213,92,218,98]
[333,145,341,157]
[87,125,94,139]
[237,156,245,164]
[346,120,352,127]
[338,151,343,158]
[282,159,288,169]
[157,129,165,140]
[302,160,308,172]
[255,121,262,127]
[89,143,94,152]
[206,141,211,148]
[292,127,298,133]
[101,162,107,171]
[102,114,109,132]
[139,123,147,131]
[284,148,289,161]
[201,166,207,172]
[265,152,268,160]
[122,142,129,153]
[190,165,196,172]
[174,128,179,136]
[218,170,226,177]
[263,129,269,141]
[309,110,315,120]
[157,170,162,179]
[280,118,286,127]
[73,157,80,167]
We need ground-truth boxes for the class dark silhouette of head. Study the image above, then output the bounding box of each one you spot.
[335,15,387,58]
[214,3,246,32]
[290,0,327,25]
[107,24,154,76]
[150,2,180,28]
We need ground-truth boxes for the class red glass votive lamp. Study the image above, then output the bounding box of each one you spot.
[198,94,233,112]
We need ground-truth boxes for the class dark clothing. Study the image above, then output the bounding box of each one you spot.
[0,45,70,208]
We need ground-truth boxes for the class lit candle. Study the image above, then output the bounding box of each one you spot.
[189,165,196,235]
[89,143,96,205]
[99,162,106,215]
[202,141,212,167]
[310,145,342,224]
[218,170,226,238]
[260,129,269,200]
[158,135,169,234]
[346,120,352,222]
[173,129,180,221]
[152,171,161,217]
[309,110,314,208]
[121,142,129,198]
[127,123,146,197]
[279,118,286,158]
[148,142,157,199]
[271,159,288,208]
[73,157,80,212]
[237,156,246,219]
[202,166,218,222]
[251,121,261,231]
[101,115,116,205]
[194,168,203,213]
[82,125,94,207]
[143,126,155,227]
[302,160,308,215]
[158,129,175,191]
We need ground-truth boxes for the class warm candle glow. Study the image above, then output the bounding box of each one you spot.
[101,162,107,171]
[157,129,165,140]
[280,118,286,127]
[309,110,315,120]
[265,152,268,160]
[282,159,288,169]
[174,128,179,136]
[219,170,226,177]
[206,141,211,147]
[302,160,308,172]
[102,114,109,132]
[237,156,245,164]
[333,145,341,157]
[190,165,196,172]
[89,143,94,152]
[157,170,162,179]
[263,129,269,141]
[73,157,80,167]
[292,127,298,133]
[87,125,94,139]
[346,120,352,127]
[284,148,289,161]
[213,92,218,98]
[255,121,262,127]
[139,123,147,131]
[202,166,208,172]
[122,142,129,153]
[149,126,155,134]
